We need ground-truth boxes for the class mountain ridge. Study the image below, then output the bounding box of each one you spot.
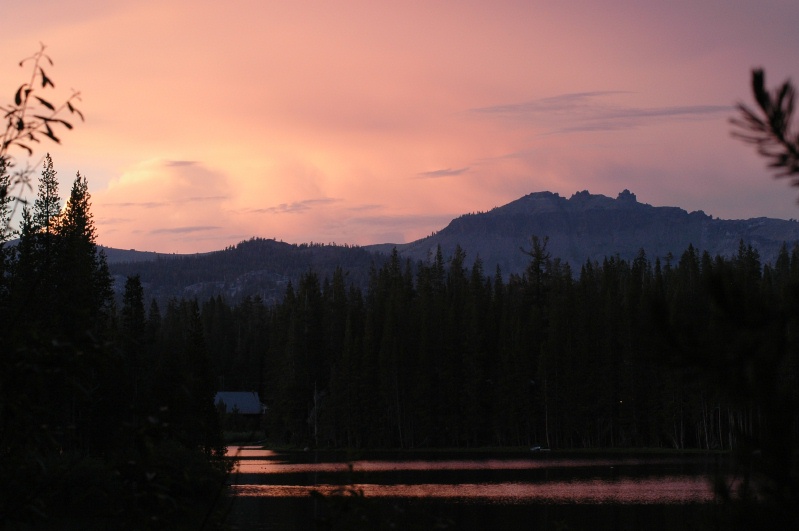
[106,190,799,302]
[366,190,799,274]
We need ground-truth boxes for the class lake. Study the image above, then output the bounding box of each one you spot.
[225,445,726,530]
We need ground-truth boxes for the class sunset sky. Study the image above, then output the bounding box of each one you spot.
[3,1,799,253]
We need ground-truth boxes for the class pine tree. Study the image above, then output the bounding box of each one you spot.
[33,153,61,235]
[55,171,113,339]
[147,299,162,339]
[121,275,146,399]
[7,206,44,335]
[0,160,13,312]
[14,155,63,331]
[0,158,13,243]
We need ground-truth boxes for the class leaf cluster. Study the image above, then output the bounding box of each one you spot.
[0,44,83,206]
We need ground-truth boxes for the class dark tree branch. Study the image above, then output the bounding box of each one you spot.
[731,69,799,184]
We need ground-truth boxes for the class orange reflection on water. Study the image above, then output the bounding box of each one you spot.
[226,446,279,459]
[232,456,689,475]
[229,476,715,504]
[226,446,719,504]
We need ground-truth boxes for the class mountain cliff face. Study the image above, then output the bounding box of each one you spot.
[370,190,799,275]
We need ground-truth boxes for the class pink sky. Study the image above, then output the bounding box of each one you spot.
[3,1,799,253]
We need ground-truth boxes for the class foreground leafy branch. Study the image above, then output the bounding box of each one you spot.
[0,43,83,211]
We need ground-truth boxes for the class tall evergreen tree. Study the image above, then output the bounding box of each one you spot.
[13,156,63,332]
[33,153,61,235]
[0,158,12,242]
[0,160,13,312]
[121,275,147,401]
[7,206,37,326]
[55,171,113,339]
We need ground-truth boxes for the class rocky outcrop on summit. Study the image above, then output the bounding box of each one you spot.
[375,190,799,275]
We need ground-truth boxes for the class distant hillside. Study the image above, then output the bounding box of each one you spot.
[367,190,799,275]
[108,238,383,304]
[100,247,178,264]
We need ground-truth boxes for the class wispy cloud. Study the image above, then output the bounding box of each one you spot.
[183,195,228,203]
[150,226,221,235]
[106,195,228,208]
[97,217,133,225]
[472,92,732,133]
[417,167,470,179]
[347,203,382,212]
[251,197,340,214]
[107,201,167,209]
[475,91,628,115]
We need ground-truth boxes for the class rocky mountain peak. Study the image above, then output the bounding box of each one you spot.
[383,190,799,276]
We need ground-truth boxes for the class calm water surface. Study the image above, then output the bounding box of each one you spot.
[226,445,725,530]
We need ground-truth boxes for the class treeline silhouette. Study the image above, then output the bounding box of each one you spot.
[187,237,798,452]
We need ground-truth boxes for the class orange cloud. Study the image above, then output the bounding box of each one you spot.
[93,159,240,252]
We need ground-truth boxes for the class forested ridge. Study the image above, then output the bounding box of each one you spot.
[108,237,380,305]
[185,236,798,454]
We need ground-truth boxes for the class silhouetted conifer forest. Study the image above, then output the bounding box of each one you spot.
[190,237,797,454]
